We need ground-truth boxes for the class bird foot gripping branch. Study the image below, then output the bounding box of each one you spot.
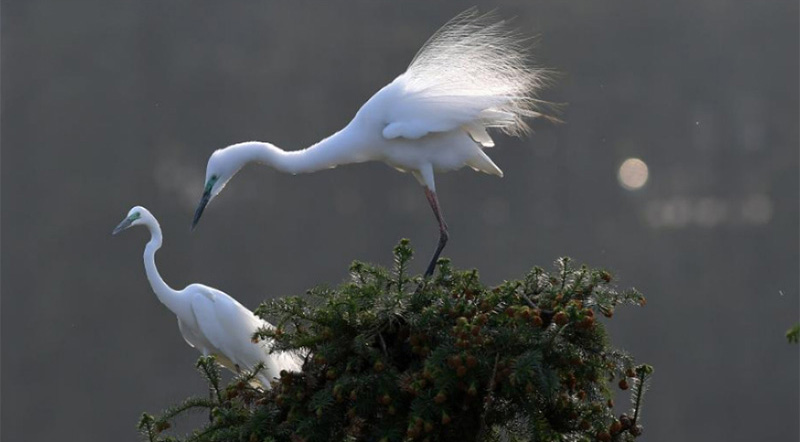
[139,240,653,442]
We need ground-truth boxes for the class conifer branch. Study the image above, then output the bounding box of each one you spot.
[137,240,652,442]
[137,413,157,442]
[629,364,654,437]
[477,353,501,440]
[196,356,223,404]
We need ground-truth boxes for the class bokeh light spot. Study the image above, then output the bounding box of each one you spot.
[618,158,649,190]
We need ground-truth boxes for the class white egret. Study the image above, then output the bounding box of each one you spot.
[113,206,301,387]
[191,9,556,276]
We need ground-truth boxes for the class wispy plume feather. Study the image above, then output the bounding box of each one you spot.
[402,8,557,136]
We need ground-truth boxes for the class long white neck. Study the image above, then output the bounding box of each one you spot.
[226,125,371,175]
[142,218,185,316]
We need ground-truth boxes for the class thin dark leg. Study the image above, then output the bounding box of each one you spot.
[423,187,449,278]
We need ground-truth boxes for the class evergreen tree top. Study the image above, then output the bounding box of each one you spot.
[139,240,653,442]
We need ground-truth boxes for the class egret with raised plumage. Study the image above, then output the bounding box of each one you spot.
[191,9,556,276]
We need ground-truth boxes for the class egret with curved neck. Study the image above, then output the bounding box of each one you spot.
[191,9,557,277]
[113,206,301,387]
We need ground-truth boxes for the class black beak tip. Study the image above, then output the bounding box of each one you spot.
[191,209,204,232]
[191,193,210,232]
[112,219,131,236]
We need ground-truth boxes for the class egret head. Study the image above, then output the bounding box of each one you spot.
[192,149,239,230]
[112,206,150,235]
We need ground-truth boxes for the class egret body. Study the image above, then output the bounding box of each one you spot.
[192,10,555,276]
[113,206,301,387]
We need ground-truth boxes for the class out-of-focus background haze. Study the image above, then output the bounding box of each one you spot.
[2,1,798,440]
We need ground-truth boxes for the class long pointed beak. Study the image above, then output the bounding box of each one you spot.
[112,217,134,236]
[191,189,211,231]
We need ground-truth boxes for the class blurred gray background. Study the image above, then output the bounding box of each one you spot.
[2,1,798,440]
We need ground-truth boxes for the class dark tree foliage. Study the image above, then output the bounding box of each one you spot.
[139,240,653,442]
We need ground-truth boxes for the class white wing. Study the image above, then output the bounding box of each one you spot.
[188,288,259,360]
[379,9,554,146]
[187,285,300,386]
[177,318,200,349]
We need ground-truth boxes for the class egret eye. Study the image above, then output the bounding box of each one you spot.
[205,175,219,193]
